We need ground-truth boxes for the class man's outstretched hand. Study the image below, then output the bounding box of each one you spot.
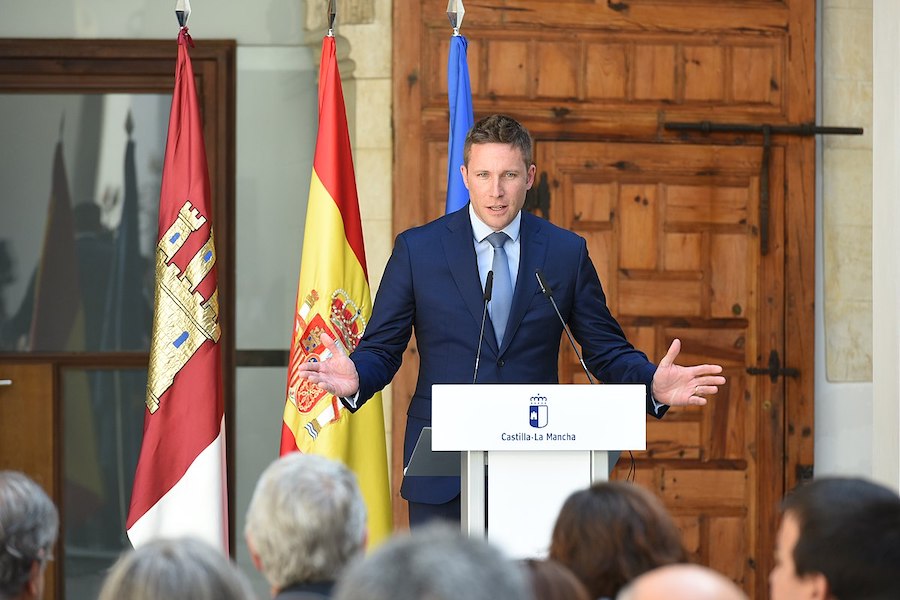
[295,333,361,398]
[651,338,726,407]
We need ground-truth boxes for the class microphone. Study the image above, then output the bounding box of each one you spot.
[473,271,493,384]
[535,269,595,384]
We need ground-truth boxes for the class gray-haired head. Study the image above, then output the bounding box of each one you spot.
[244,453,366,590]
[333,523,533,600]
[0,471,59,599]
[97,537,253,600]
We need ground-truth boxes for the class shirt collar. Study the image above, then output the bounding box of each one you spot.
[468,203,522,243]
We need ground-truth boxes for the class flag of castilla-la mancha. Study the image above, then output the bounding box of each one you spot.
[127,26,227,552]
[281,33,392,546]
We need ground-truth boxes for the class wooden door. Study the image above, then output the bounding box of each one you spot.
[394,2,815,596]
[0,362,59,600]
[537,140,784,598]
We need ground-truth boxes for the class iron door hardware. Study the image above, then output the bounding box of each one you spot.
[746,350,799,383]
[663,121,863,256]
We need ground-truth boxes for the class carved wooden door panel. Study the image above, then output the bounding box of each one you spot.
[536,140,785,598]
[394,3,815,596]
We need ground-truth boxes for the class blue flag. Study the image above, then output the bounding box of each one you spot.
[446,34,474,214]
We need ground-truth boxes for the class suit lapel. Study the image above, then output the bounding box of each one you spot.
[441,208,499,354]
[500,212,548,354]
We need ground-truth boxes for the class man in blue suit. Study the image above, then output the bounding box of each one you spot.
[299,115,726,526]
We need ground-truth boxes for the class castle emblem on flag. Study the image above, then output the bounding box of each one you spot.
[529,393,548,428]
[146,200,220,414]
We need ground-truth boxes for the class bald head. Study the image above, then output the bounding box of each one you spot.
[617,565,747,600]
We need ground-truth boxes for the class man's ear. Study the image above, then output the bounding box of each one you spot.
[805,571,829,600]
[526,163,536,190]
[460,164,470,189]
[25,559,43,599]
[245,533,264,573]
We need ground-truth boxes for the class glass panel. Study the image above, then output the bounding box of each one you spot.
[0,93,168,352]
[61,367,147,599]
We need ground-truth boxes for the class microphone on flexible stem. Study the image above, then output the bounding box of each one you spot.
[535,269,595,384]
[473,271,493,384]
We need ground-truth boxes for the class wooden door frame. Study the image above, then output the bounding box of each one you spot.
[0,39,237,577]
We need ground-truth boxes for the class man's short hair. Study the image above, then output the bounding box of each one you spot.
[244,453,366,589]
[782,477,900,600]
[0,471,58,598]
[463,114,534,167]
[98,537,252,600]
[333,523,532,600]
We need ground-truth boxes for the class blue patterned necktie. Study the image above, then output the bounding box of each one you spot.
[487,231,512,346]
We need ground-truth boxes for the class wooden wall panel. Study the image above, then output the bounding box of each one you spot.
[684,45,726,101]
[486,40,529,97]
[633,44,678,101]
[618,184,659,270]
[585,43,628,99]
[535,41,581,99]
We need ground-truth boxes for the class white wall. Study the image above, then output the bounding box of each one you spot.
[815,0,876,479]
[872,0,900,490]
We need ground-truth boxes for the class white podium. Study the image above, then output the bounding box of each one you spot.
[431,384,646,558]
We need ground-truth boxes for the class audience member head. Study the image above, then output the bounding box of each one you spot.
[463,114,534,167]
[0,471,58,600]
[244,453,366,593]
[97,537,252,600]
[770,476,900,600]
[549,481,687,599]
[522,558,590,600]
[617,564,747,600]
[333,523,532,600]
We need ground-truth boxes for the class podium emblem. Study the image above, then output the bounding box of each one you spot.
[529,394,548,428]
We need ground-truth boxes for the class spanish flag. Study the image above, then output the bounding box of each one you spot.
[281,33,392,546]
[127,26,227,551]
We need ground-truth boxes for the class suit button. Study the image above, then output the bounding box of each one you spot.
[497,359,505,367]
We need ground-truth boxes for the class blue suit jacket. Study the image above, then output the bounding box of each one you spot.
[348,207,663,504]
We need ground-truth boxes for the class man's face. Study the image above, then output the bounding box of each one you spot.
[769,512,826,600]
[461,142,536,231]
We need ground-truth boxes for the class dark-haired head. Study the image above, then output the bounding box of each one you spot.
[549,481,687,599]
[770,477,900,600]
